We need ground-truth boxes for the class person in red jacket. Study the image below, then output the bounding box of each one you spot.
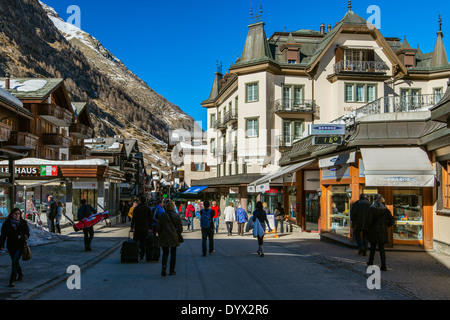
[185,202,195,231]
[211,201,220,234]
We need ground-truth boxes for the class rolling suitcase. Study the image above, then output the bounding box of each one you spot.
[146,232,160,262]
[121,232,139,263]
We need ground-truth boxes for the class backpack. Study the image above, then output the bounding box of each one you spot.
[200,209,212,229]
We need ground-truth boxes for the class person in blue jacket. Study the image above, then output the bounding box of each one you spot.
[235,205,248,236]
[252,201,272,257]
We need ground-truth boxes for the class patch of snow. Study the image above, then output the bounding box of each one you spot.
[0,158,108,166]
[0,79,47,93]
[0,87,23,108]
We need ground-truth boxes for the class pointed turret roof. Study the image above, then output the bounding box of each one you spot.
[231,21,273,68]
[431,15,449,67]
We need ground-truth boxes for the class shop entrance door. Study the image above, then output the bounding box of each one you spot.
[305,192,320,232]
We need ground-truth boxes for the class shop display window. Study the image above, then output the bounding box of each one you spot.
[393,188,423,241]
[287,187,297,218]
[329,185,351,237]
[0,187,10,218]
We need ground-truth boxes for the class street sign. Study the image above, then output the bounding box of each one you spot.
[311,124,346,136]
[313,136,343,146]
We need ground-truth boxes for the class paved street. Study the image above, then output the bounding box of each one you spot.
[1,219,450,303]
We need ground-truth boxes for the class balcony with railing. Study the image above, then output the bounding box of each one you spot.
[5,132,39,150]
[278,135,303,149]
[37,104,73,127]
[69,123,94,139]
[223,110,238,125]
[42,133,72,148]
[333,94,442,124]
[275,99,316,115]
[0,122,11,142]
[213,119,226,131]
[71,145,91,157]
[333,60,389,74]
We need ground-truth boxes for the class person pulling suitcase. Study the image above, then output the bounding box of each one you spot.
[130,196,153,261]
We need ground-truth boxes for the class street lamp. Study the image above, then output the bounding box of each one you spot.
[346,187,352,199]
[317,187,322,197]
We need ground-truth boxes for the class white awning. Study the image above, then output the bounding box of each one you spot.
[361,148,435,187]
[250,159,315,187]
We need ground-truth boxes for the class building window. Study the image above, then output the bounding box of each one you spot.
[434,87,443,104]
[282,120,303,146]
[210,114,216,128]
[246,82,259,102]
[210,138,215,154]
[195,163,206,172]
[282,84,304,108]
[345,83,377,103]
[400,88,421,109]
[444,162,450,209]
[246,118,259,137]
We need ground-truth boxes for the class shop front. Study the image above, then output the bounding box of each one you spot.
[318,147,435,249]
[0,158,124,225]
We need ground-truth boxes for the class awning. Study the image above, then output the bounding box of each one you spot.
[183,186,208,194]
[15,179,62,188]
[361,148,435,187]
[250,159,315,187]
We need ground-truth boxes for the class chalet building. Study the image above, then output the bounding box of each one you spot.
[84,137,148,201]
[0,76,125,224]
[194,4,450,222]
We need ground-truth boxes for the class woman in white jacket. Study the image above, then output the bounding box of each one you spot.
[223,202,236,236]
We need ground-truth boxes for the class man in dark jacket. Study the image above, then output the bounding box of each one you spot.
[130,196,153,260]
[367,194,394,271]
[46,195,57,233]
[78,199,97,251]
[350,193,371,256]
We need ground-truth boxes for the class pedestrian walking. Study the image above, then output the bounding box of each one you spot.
[235,205,248,236]
[120,201,128,224]
[274,202,285,234]
[224,202,236,236]
[185,201,195,231]
[0,208,30,287]
[78,199,97,251]
[46,195,57,233]
[350,193,371,256]
[130,196,153,261]
[128,199,138,221]
[56,202,63,234]
[157,200,183,276]
[367,194,394,271]
[252,201,272,257]
[211,201,220,234]
[200,200,215,256]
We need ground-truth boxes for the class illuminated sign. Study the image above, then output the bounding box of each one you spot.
[313,136,343,146]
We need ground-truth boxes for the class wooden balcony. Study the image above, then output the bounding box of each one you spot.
[0,122,11,142]
[71,145,91,157]
[42,133,72,148]
[4,132,39,150]
[37,104,73,127]
[69,123,94,139]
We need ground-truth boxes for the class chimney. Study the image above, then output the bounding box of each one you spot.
[5,72,10,90]
[328,24,332,33]
[320,23,325,35]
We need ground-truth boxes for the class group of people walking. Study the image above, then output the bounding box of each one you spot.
[129,196,183,277]
[350,193,394,271]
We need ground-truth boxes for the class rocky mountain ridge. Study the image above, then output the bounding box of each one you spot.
[0,0,197,174]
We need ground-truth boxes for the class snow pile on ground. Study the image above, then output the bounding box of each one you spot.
[27,221,70,247]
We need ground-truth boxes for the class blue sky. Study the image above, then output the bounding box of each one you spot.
[42,0,450,130]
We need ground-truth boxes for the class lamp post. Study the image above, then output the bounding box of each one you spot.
[346,187,352,199]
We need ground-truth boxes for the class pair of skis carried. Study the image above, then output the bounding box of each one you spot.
[63,211,109,232]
